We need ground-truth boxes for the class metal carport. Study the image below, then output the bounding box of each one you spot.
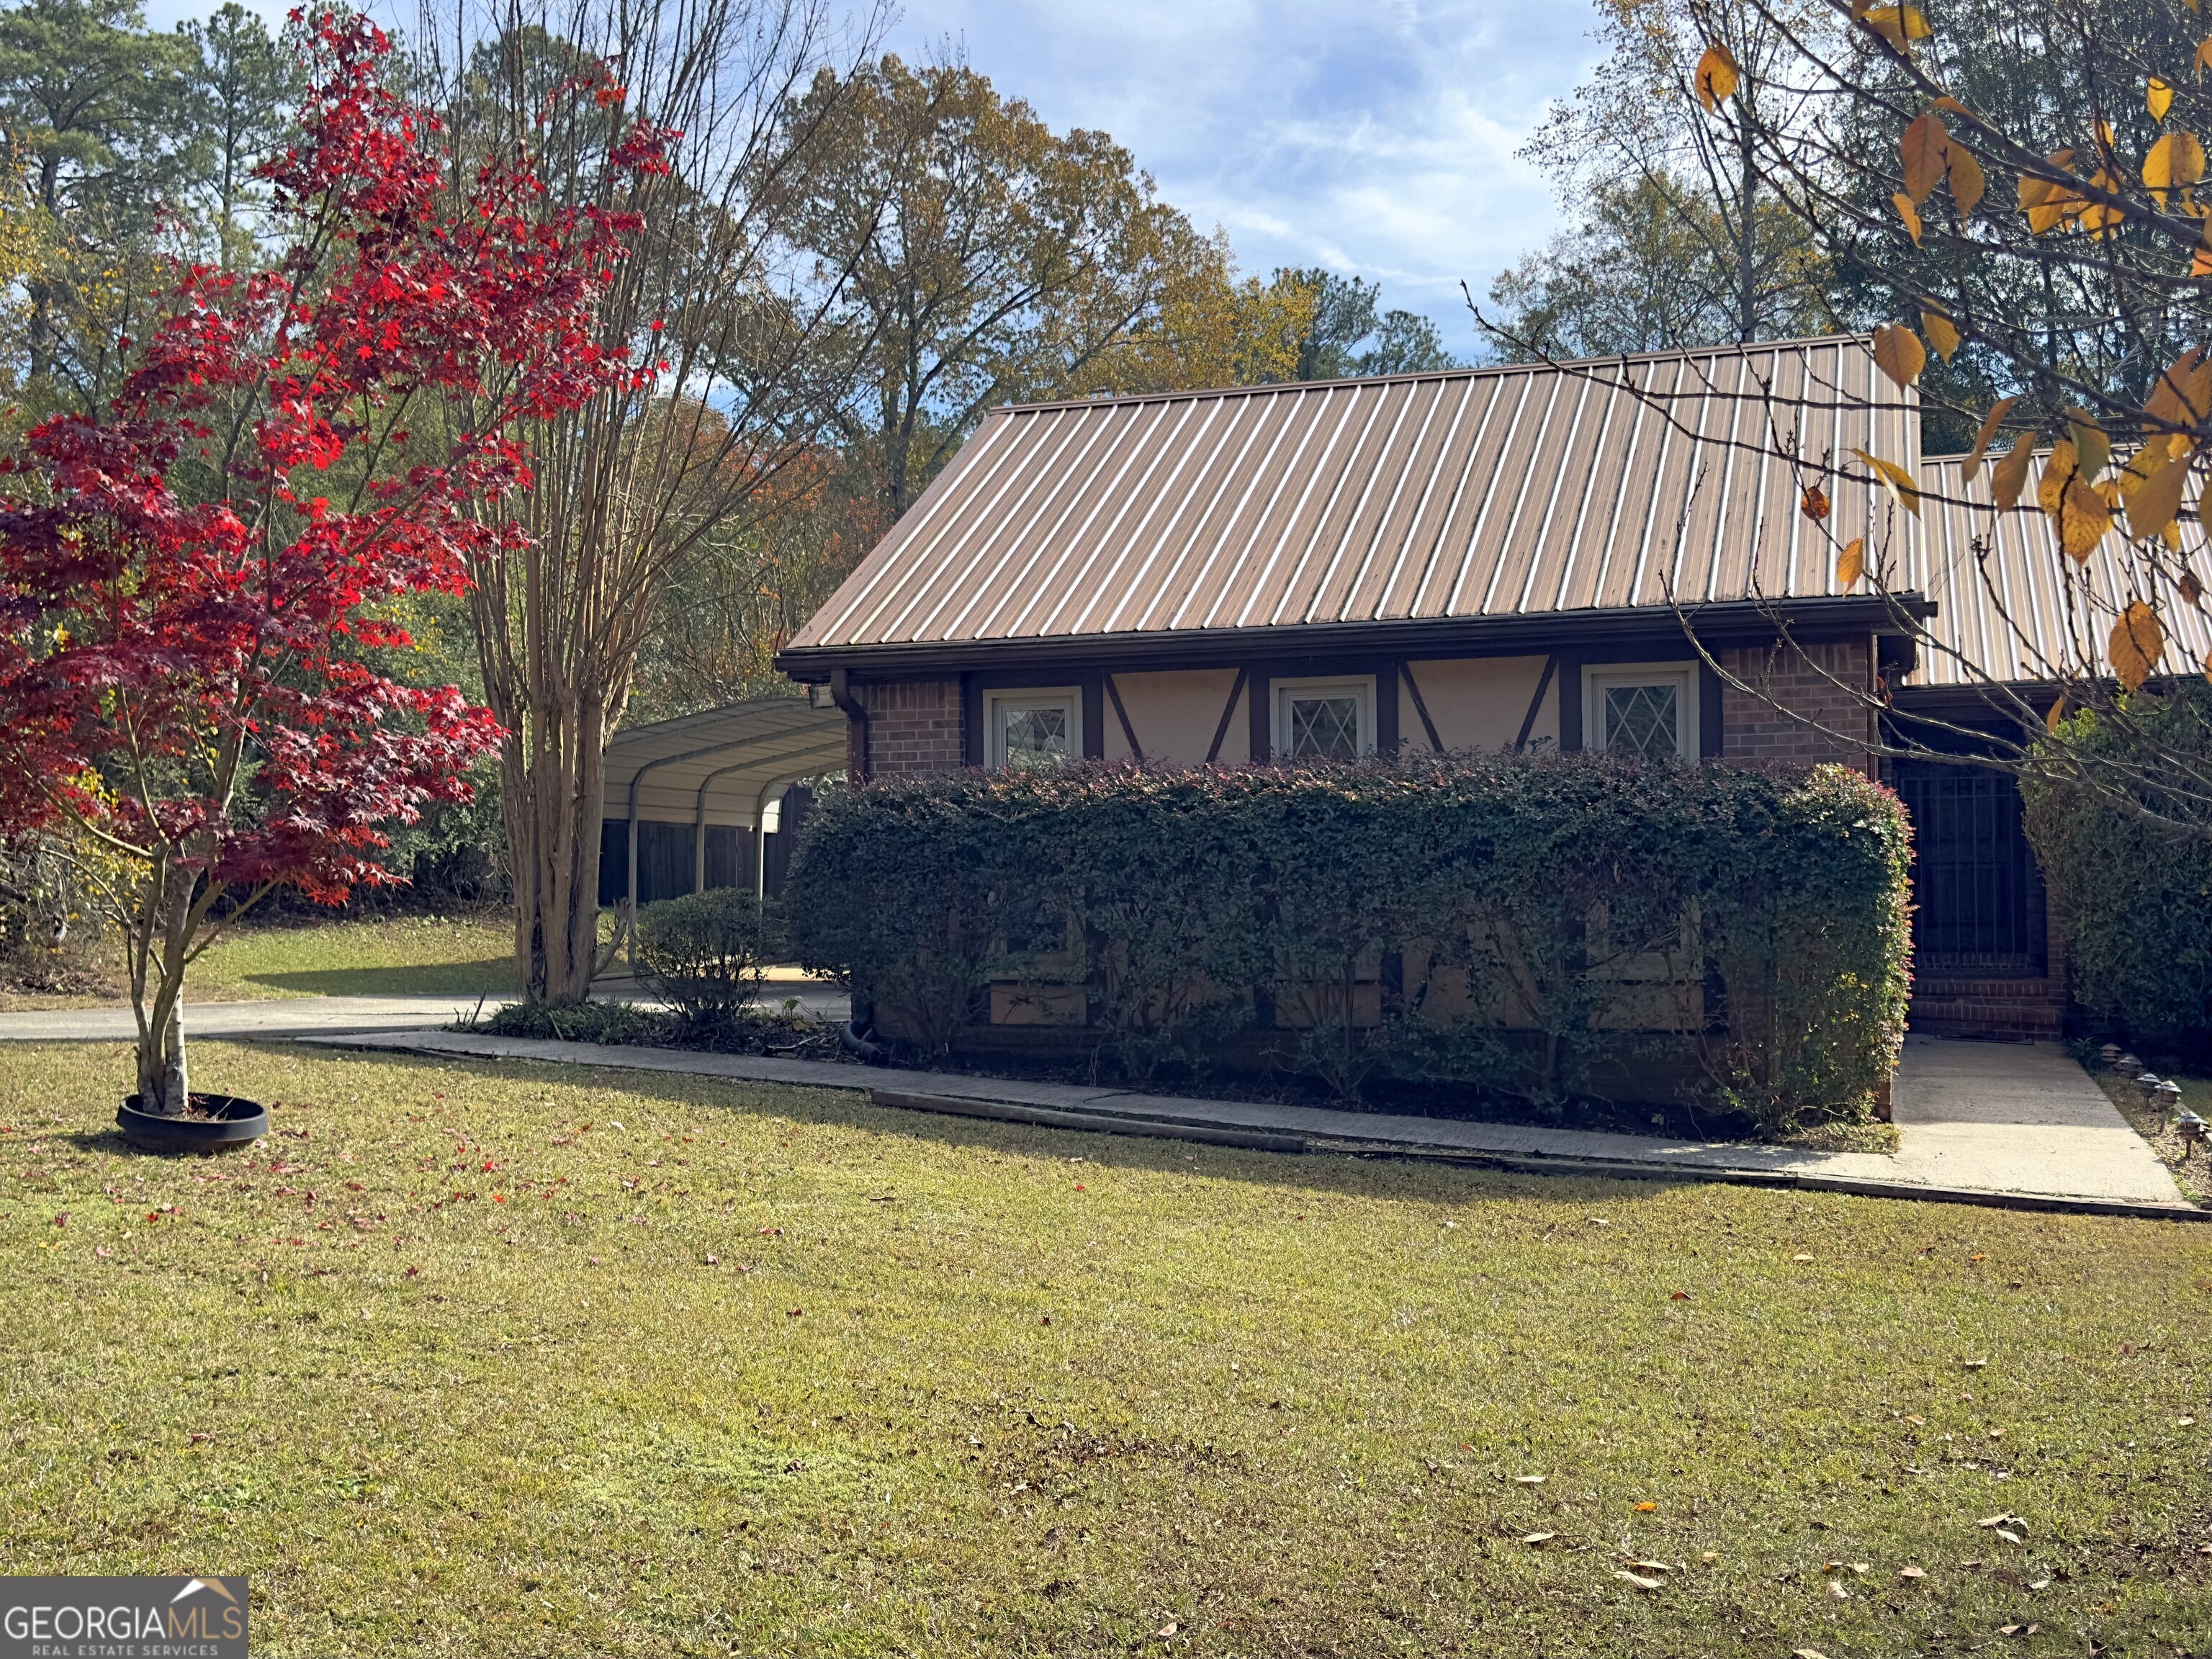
[599,696,848,908]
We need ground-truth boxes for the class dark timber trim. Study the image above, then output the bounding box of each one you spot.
[1399,661,1445,754]
[1104,673,1143,760]
[1205,668,1248,763]
[1513,655,1558,752]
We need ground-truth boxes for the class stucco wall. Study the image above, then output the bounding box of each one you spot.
[1400,655,1556,753]
[1105,669,1249,765]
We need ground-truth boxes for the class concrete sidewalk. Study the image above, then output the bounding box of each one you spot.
[285,1026,2200,1220]
[0,984,851,1042]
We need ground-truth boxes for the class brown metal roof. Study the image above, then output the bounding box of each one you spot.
[787,336,1918,655]
[1912,456,2212,688]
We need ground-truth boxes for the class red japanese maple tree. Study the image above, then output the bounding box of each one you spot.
[0,14,658,1114]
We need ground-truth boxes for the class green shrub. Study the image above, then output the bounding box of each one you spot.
[634,890,787,1026]
[786,754,1912,1130]
[2024,683,2212,1057]
[476,999,662,1045]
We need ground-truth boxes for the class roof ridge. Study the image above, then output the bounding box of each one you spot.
[992,332,1881,418]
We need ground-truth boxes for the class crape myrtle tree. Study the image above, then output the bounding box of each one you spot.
[1499,0,2212,840]
[0,12,656,1112]
[418,0,886,1005]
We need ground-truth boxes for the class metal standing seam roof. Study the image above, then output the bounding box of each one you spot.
[602,696,847,827]
[1912,456,2212,688]
[786,335,1923,655]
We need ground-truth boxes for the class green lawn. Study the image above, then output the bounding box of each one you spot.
[0,914,519,1010]
[4,1040,2210,1657]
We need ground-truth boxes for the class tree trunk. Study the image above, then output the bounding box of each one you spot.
[132,860,196,1114]
[503,685,616,1005]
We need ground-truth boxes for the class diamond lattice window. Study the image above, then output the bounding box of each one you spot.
[1000,705,1071,768]
[1604,683,1680,760]
[1289,696,1362,761]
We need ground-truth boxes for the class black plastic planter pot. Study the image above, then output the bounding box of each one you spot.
[117,1092,269,1153]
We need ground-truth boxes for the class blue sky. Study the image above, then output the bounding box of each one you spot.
[141,0,1602,356]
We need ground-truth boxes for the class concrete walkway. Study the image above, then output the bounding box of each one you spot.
[0,983,850,1042]
[281,1026,2200,1220]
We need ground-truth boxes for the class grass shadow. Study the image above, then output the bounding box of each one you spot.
[238,961,518,998]
[254,1038,1707,1210]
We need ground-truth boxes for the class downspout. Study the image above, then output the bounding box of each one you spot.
[829,668,868,782]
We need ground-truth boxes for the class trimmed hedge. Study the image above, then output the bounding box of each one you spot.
[2024,685,2212,1058]
[786,753,1911,1130]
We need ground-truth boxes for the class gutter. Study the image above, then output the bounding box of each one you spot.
[775,595,1938,683]
[827,667,868,780]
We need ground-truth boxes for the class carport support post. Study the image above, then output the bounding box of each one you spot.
[755,783,780,901]
[693,793,707,894]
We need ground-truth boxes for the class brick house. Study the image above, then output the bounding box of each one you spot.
[773,336,2208,1041]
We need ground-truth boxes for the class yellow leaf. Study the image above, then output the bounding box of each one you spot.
[1696,42,1741,112]
[1948,145,1986,215]
[1893,191,1924,244]
[2152,76,2176,122]
[1836,536,1866,586]
[2109,601,2164,691]
[2147,347,2212,428]
[2197,35,2212,80]
[2125,444,2193,540]
[1853,446,1923,516]
[2146,132,2208,206]
[1873,323,1927,388]
[1860,6,1933,53]
[2062,477,2113,558]
[2038,439,2080,516]
[1922,309,1961,361]
[1931,95,1973,116]
[2066,411,2113,480]
[1902,112,1949,204]
[1962,396,2018,482]
[1991,432,2038,511]
[2019,150,2081,233]
[2044,696,2067,734]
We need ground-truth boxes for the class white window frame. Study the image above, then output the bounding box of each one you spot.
[1583,662,1700,761]
[986,687,1082,770]
[1272,675,1376,761]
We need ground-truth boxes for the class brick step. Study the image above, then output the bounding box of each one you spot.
[1910,976,2066,1040]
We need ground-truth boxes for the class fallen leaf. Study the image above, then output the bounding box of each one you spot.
[1997,1529,2024,1545]
[1793,1651,1830,1659]
[2179,1416,2196,1426]
[1969,1255,1988,1263]
[1521,1532,1557,1545]
[2029,1578,2049,1590]
[1624,1559,1673,1573]
[1793,1252,1814,1262]
[1613,1570,1663,1591]
[1900,1565,1927,1580]
[1829,1578,1850,1599]
[703,1254,719,1265]
[1701,1550,1720,1563]
[1156,1621,1178,1640]
[1635,1501,1658,1511]
[1668,1291,1690,1301]
[1515,1475,1547,1484]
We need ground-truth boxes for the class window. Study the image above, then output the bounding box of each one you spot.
[1584,664,1699,761]
[986,688,1081,770]
[1272,677,1374,762]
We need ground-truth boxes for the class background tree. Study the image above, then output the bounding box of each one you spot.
[180,1,295,264]
[1499,0,1836,353]
[0,0,198,405]
[1274,268,1462,379]
[761,53,1229,518]
[0,14,637,1110]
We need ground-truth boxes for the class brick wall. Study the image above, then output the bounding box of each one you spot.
[858,678,964,777]
[1719,639,1874,770]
